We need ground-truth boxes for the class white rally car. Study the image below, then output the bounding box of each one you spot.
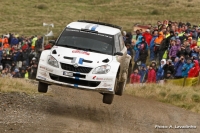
[36,20,132,104]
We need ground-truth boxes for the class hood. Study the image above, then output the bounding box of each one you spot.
[193,60,199,67]
[154,31,164,44]
[50,46,113,67]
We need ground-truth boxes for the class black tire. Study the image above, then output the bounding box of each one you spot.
[127,62,132,84]
[103,94,114,104]
[115,81,126,96]
[38,82,48,93]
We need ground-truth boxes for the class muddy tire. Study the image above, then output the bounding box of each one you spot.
[127,62,132,84]
[103,94,114,104]
[38,82,48,93]
[115,81,126,96]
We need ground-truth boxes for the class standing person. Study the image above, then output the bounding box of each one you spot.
[174,56,185,79]
[31,36,37,50]
[156,59,166,83]
[163,59,175,79]
[30,62,38,79]
[35,36,43,59]
[182,58,194,78]
[142,29,152,47]
[138,64,148,83]
[149,30,158,61]
[17,49,23,68]
[138,44,148,64]
[169,37,179,62]
[147,64,156,83]
[1,52,7,69]
[130,69,141,85]
[154,31,164,63]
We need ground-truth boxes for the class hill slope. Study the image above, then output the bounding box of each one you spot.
[0,0,199,36]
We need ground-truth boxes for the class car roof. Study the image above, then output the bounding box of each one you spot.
[66,21,121,35]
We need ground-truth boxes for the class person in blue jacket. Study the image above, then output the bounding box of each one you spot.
[149,30,158,61]
[182,57,194,78]
[156,59,166,82]
[174,56,185,79]
[138,63,148,83]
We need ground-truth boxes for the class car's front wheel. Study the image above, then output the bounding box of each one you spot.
[38,82,48,93]
[103,93,114,104]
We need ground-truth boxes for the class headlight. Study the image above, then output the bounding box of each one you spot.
[47,55,59,68]
[93,65,111,74]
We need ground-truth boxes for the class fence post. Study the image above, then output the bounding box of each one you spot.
[183,76,186,87]
[198,72,200,85]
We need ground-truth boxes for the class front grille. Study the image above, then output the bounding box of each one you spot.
[49,73,100,87]
[60,63,92,73]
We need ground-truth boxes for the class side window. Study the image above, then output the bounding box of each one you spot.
[118,35,124,50]
[115,35,120,52]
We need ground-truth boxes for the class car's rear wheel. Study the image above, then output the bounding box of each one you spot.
[103,94,114,104]
[38,82,48,93]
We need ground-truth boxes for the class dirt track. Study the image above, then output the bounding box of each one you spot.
[0,85,200,133]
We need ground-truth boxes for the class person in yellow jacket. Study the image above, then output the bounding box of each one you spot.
[24,69,29,79]
[31,36,38,50]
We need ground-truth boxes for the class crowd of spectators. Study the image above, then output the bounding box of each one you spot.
[124,20,200,84]
[0,33,52,79]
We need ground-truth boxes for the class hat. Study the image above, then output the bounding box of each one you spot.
[167,59,172,62]
[170,37,176,41]
[14,68,19,73]
[32,57,36,61]
[167,71,171,74]
[146,29,150,32]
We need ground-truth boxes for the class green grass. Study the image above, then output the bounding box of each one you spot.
[125,83,200,113]
[0,78,37,94]
[0,0,200,36]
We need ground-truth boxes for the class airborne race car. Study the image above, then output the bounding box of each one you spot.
[36,20,132,104]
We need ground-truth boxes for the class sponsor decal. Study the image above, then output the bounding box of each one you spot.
[37,76,46,80]
[92,76,96,79]
[39,65,53,72]
[102,83,112,87]
[72,50,90,55]
[46,68,53,72]
[95,77,113,81]
[39,72,47,77]
[40,66,46,69]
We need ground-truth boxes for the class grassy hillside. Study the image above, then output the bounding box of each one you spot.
[0,0,200,36]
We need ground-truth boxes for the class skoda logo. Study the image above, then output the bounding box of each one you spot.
[73,63,79,68]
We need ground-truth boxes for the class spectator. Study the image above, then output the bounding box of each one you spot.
[182,58,194,78]
[174,56,185,79]
[165,71,174,79]
[169,37,179,62]
[138,43,148,64]
[130,69,141,84]
[138,64,148,83]
[142,29,152,46]
[156,59,166,82]
[188,60,199,78]
[147,64,156,83]
[154,31,164,62]
[149,30,158,61]
[163,59,175,78]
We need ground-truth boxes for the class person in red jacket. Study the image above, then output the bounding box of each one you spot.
[21,41,29,51]
[190,39,197,49]
[147,64,156,83]
[188,60,200,78]
[130,69,141,84]
[142,29,152,46]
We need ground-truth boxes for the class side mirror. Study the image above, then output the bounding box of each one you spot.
[49,40,55,45]
[114,52,123,56]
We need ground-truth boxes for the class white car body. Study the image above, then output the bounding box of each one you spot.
[36,20,131,103]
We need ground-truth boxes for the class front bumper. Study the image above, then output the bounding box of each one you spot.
[36,65,116,94]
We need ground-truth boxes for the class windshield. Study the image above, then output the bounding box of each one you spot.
[56,28,114,55]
